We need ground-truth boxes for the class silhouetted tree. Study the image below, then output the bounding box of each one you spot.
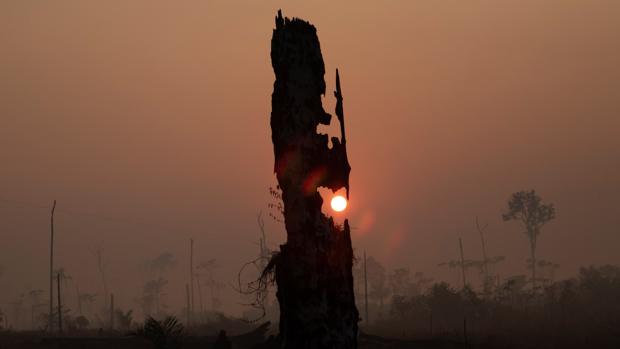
[148,253,177,277]
[136,253,176,318]
[427,283,461,332]
[366,256,390,316]
[352,252,365,301]
[78,292,97,319]
[438,259,479,290]
[389,269,433,299]
[54,267,72,307]
[269,10,358,347]
[10,293,26,329]
[389,268,412,297]
[475,217,494,295]
[27,289,45,329]
[412,272,434,295]
[502,190,555,290]
[48,200,56,331]
[198,259,222,312]
[94,245,109,310]
[144,278,168,316]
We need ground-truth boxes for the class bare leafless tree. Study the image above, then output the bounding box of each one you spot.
[48,200,56,331]
[94,245,109,310]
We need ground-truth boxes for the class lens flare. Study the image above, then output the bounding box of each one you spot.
[330,195,347,212]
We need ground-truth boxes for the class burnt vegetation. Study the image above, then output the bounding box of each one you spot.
[0,9,618,349]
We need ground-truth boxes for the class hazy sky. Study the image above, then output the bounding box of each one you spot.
[1,1,619,318]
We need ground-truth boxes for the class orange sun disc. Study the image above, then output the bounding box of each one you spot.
[330,195,347,212]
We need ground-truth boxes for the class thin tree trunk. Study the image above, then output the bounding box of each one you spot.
[209,279,215,310]
[531,240,537,290]
[196,274,203,323]
[49,200,56,332]
[364,250,369,326]
[95,247,108,311]
[463,317,468,344]
[189,239,194,326]
[185,284,190,326]
[459,238,467,290]
[110,293,114,330]
[476,217,490,293]
[57,273,62,333]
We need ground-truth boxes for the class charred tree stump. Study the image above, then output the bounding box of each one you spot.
[270,10,358,349]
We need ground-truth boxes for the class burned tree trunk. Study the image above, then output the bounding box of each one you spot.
[270,10,358,349]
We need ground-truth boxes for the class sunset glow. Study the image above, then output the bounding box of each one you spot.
[1,3,619,342]
[331,195,347,212]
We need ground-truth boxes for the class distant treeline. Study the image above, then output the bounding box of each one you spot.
[356,263,620,348]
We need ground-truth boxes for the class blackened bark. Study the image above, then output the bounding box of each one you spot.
[270,10,358,349]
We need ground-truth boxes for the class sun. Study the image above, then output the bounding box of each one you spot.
[330,195,347,212]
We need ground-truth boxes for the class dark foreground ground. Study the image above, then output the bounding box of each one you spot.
[0,337,467,349]
[1,328,618,349]
[0,330,468,349]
